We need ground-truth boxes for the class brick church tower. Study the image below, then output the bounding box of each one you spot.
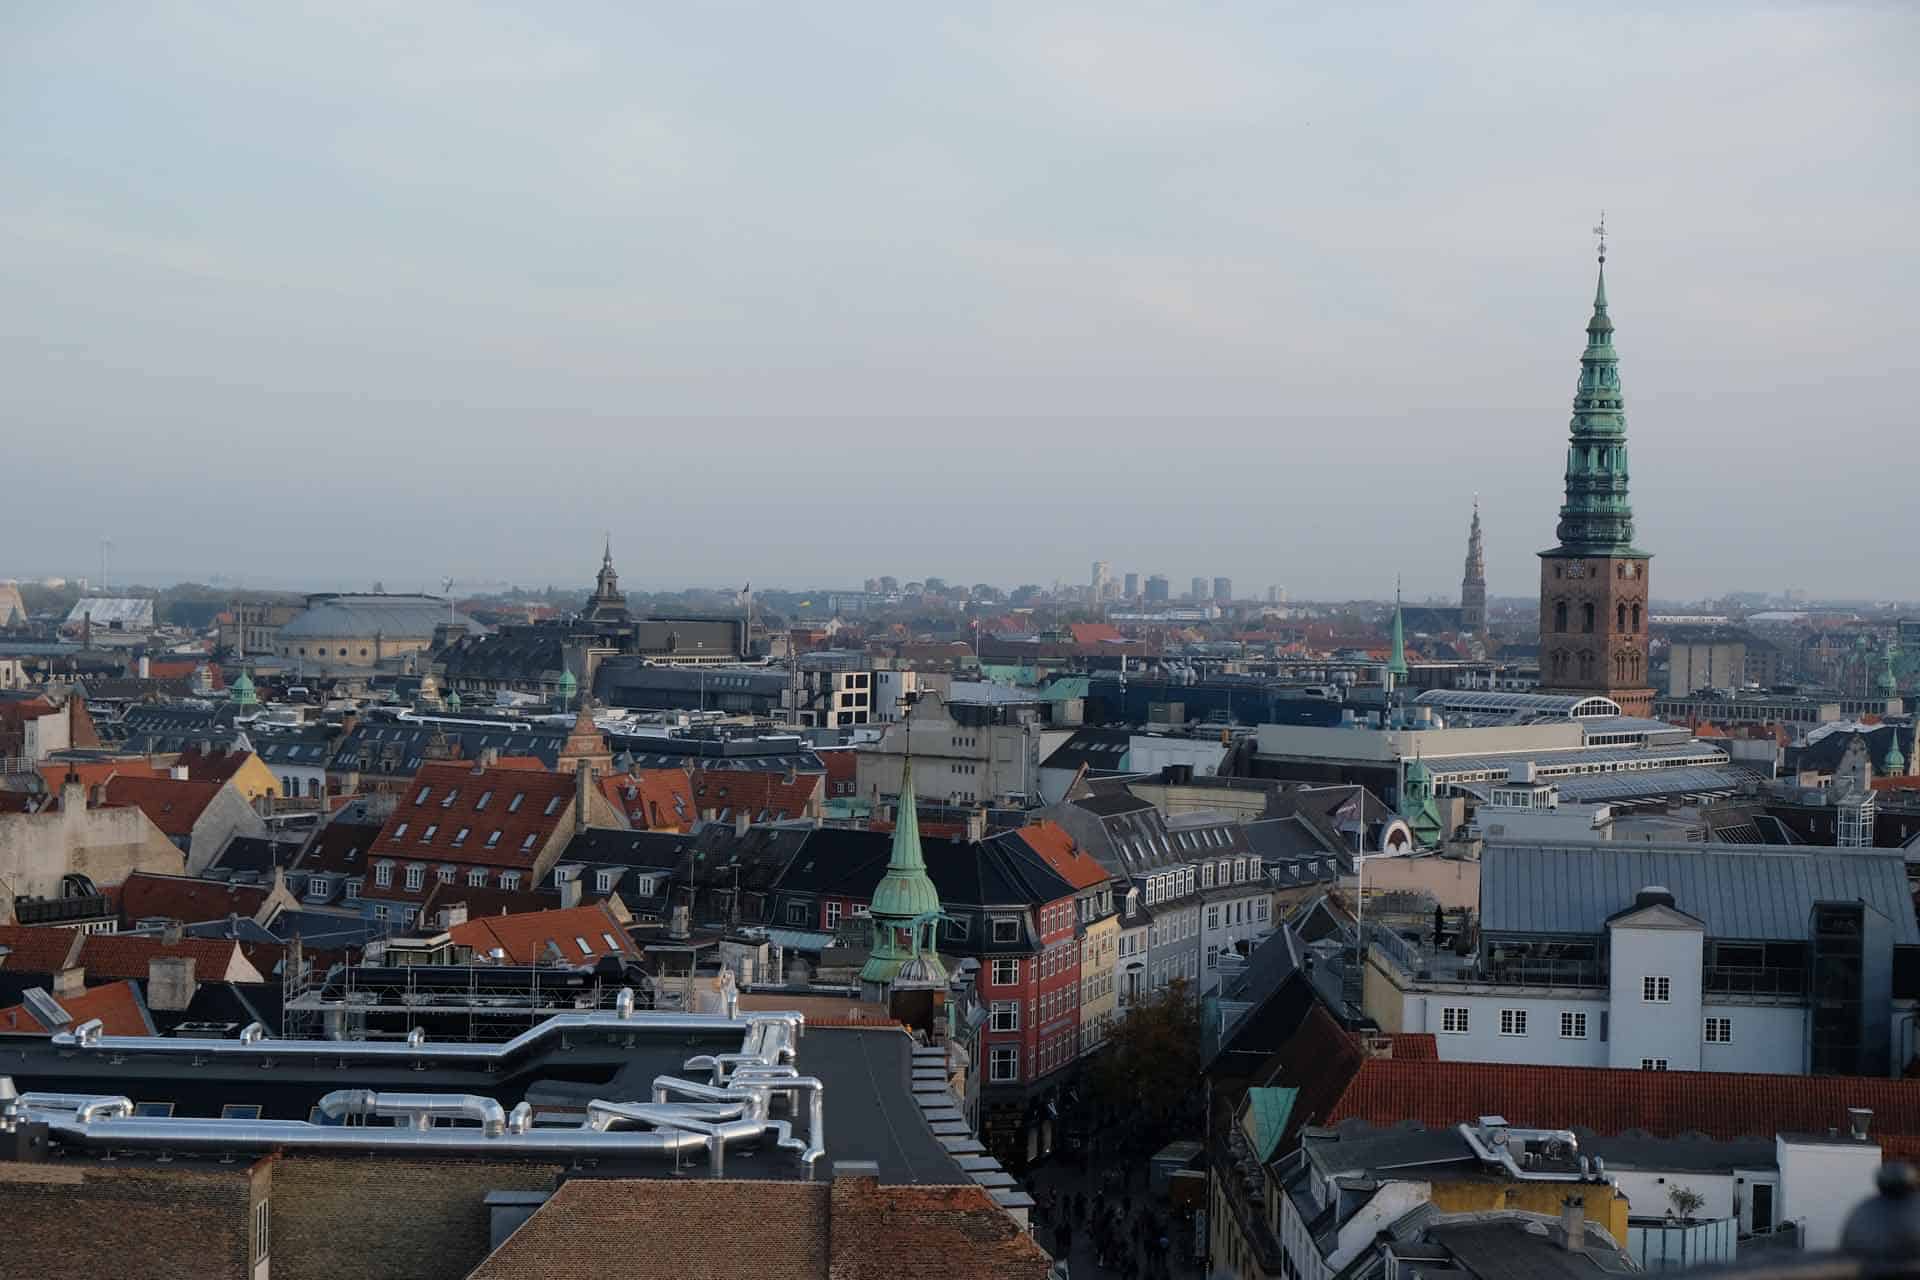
[1538,229,1653,715]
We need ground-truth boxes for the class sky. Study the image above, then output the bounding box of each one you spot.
[2,3,1914,602]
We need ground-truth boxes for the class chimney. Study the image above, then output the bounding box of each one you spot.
[138,655,150,679]
[146,956,197,1012]
[52,966,86,999]
[556,868,582,910]
[669,902,691,940]
[442,904,469,928]
[88,784,107,808]
[734,809,751,838]
[966,808,987,843]
[575,762,593,836]
[479,746,499,768]
[169,765,189,781]
[1558,1196,1586,1252]
[1848,1107,1874,1140]
[160,921,184,946]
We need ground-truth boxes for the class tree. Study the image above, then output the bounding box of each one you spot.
[1668,1185,1706,1221]
[1091,979,1202,1144]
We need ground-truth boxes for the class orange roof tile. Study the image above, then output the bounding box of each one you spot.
[1011,822,1110,890]
[691,768,821,822]
[77,934,264,983]
[600,768,694,830]
[101,775,224,837]
[369,762,576,869]
[0,925,86,973]
[0,979,151,1036]
[1327,1058,1920,1143]
[447,902,638,966]
[117,872,273,928]
[35,759,163,792]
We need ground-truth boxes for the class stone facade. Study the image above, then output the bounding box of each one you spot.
[1538,553,1653,715]
[0,780,186,916]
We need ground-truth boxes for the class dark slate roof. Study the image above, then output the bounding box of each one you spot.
[775,829,896,895]
[250,730,339,767]
[329,719,568,774]
[558,829,697,871]
[1785,722,1918,773]
[1244,815,1341,860]
[208,836,290,875]
[436,629,568,681]
[1480,842,1920,944]
[1073,791,1155,817]
[267,910,386,951]
[1040,729,1133,773]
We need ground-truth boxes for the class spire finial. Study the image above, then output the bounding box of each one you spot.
[602,531,612,567]
[1593,211,1607,265]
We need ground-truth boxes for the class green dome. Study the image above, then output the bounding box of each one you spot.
[230,669,258,707]
[1883,740,1905,774]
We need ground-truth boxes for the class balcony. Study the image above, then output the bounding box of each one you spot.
[1704,965,1807,998]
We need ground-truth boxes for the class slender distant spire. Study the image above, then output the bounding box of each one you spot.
[1387,583,1408,682]
[1460,496,1487,638]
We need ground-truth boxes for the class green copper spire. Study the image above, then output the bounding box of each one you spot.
[556,667,578,710]
[230,668,257,707]
[1551,223,1644,557]
[1387,585,1408,681]
[1877,641,1900,697]
[859,758,947,987]
[1882,735,1905,777]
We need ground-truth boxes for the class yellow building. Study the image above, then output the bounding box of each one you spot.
[1079,913,1119,1054]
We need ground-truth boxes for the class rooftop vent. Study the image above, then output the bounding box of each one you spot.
[1634,885,1676,911]
[1848,1107,1874,1140]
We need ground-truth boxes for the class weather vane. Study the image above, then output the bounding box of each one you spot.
[1593,211,1607,264]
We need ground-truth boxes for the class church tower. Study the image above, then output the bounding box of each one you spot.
[1538,226,1653,715]
[1459,499,1488,642]
[583,536,632,624]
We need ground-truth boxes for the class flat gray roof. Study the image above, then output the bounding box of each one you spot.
[1480,841,1920,944]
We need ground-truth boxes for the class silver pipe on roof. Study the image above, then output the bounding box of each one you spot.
[318,1090,506,1137]
[46,1009,784,1065]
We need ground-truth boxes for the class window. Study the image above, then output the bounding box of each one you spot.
[254,1200,270,1263]
[601,932,620,951]
[992,917,1019,942]
[1641,1058,1669,1071]
[786,902,807,924]
[133,1102,175,1117]
[575,935,594,956]
[521,832,538,851]
[544,796,562,816]
[1642,975,1671,1003]
[500,871,521,891]
[452,826,469,848]
[374,861,393,888]
[345,877,362,901]
[468,868,487,887]
[989,1046,1019,1082]
[486,830,501,848]
[992,958,1020,986]
[420,824,437,842]
[990,1001,1020,1031]
[825,901,843,929]
[1206,906,1220,931]
[415,786,431,805]
[437,865,454,884]
[392,822,409,840]
[1255,900,1268,921]
[222,1104,263,1120]
[1560,1011,1588,1039]
[1499,1009,1528,1036]
[1441,1007,1470,1034]
[595,870,614,893]
[1704,1017,1732,1044]
[1206,945,1219,970]
[508,793,525,813]
[475,790,492,811]
[404,864,425,890]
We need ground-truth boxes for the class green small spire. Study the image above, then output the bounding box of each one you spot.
[1876,641,1899,697]
[1387,585,1408,681]
[1882,736,1905,776]
[1548,219,1645,561]
[230,668,257,707]
[860,758,947,987]
[557,668,578,709]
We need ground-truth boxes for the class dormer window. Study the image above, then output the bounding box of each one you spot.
[475,790,492,811]
[414,786,431,805]
[441,789,459,808]
[521,833,537,851]
[420,824,437,842]
[486,830,502,848]
[508,793,525,813]
[404,864,425,890]
[452,827,469,847]
[543,796,562,816]
[374,862,393,888]
[392,822,409,840]
[992,917,1019,943]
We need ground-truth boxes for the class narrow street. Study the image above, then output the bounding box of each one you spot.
[1023,1150,1208,1279]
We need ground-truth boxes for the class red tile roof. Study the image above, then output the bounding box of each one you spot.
[691,768,822,822]
[35,760,163,792]
[1382,1032,1439,1061]
[600,768,694,830]
[77,934,265,983]
[116,872,273,928]
[0,979,151,1036]
[1327,1058,1920,1143]
[0,925,86,973]
[369,762,577,869]
[172,743,255,785]
[101,775,225,837]
[1012,822,1110,890]
[447,903,638,966]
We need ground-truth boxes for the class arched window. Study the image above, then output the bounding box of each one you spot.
[1554,602,1568,633]
[1631,603,1641,630]
[1616,603,1628,631]
[1582,603,1596,633]
[1579,652,1593,680]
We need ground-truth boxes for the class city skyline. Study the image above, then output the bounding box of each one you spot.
[5,4,1913,597]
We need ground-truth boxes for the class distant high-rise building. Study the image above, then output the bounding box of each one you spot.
[1212,577,1232,603]
[1537,229,1653,716]
[1190,576,1208,602]
[1145,575,1170,603]
[1123,572,1140,599]
[1090,560,1112,597]
[1266,585,1286,605]
[1460,498,1488,640]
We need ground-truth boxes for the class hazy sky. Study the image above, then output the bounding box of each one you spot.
[3,3,1913,601]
